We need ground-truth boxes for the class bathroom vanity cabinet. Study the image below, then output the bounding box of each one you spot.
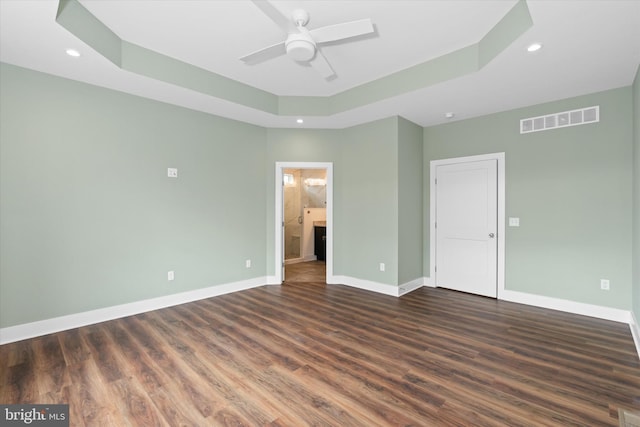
[314,223,326,261]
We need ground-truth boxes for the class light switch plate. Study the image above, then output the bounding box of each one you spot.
[167,168,178,178]
[509,217,520,227]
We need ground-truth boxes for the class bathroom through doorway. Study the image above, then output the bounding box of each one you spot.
[275,162,333,284]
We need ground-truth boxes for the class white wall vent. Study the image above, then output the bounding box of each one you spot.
[520,106,599,134]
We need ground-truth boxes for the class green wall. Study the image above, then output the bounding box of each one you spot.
[398,117,424,285]
[633,65,640,321]
[266,118,424,287]
[424,87,634,310]
[1,60,637,331]
[266,118,403,284]
[264,128,341,277]
[340,118,400,284]
[0,63,267,328]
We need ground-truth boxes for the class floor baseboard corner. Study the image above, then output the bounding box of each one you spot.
[399,278,424,296]
[630,311,640,362]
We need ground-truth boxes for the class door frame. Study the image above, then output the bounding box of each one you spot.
[274,162,333,284]
[429,153,505,298]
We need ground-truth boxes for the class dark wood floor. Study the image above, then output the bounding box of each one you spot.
[1,272,639,426]
[285,260,326,282]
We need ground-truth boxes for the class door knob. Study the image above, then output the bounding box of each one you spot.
[489,233,495,238]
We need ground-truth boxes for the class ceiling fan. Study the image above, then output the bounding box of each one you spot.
[240,0,375,79]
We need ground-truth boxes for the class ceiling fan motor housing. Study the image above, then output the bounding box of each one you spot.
[291,9,310,26]
[285,33,316,62]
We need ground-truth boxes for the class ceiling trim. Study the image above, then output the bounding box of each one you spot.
[56,0,532,119]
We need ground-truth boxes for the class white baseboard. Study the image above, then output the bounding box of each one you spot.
[399,278,424,296]
[0,276,267,345]
[499,289,631,323]
[266,275,280,285]
[424,278,629,323]
[423,276,435,287]
[330,276,423,297]
[630,311,640,361]
[332,275,399,296]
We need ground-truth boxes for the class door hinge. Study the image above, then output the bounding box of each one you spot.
[435,265,437,272]
[435,178,437,185]
[435,221,437,229]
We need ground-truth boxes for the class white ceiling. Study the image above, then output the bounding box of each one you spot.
[1,0,639,129]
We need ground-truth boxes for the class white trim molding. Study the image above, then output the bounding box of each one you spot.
[0,276,267,345]
[399,278,424,296]
[332,276,400,297]
[500,289,631,323]
[630,311,640,361]
[331,276,423,297]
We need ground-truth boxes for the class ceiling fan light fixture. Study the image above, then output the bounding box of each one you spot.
[285,36,316,62]
[242,1,373,78]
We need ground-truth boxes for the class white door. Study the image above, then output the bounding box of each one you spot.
[435,159,498,297]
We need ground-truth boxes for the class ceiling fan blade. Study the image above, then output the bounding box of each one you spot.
[239,41,286,64]
[250,0,296,34]
[309,19,374,43]
[310,50,335,79]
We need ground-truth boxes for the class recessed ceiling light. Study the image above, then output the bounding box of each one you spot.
[296,118,304,124]
[445,112,455,119]
[527,43,542,52]
[66,49,81,57]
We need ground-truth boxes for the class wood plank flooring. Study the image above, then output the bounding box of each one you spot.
[1,270,639,426]
[285,261,326,282]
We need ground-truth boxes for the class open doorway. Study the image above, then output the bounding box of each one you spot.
[283,168,326,264]
[275,162,333,284]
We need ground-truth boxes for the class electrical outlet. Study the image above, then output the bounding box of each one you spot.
[600,279,610,290]
[167,168,178,178]
[245,259,251,268]
[168,271,175,281]
[379,263,385,272]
